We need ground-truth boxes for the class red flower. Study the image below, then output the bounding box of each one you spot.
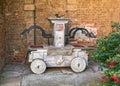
[111,75,119,83]
[109,61,117,68]
[87,53,91,57]
[101,76,109,83]
[102,78,105,83]
[101,76,105,83]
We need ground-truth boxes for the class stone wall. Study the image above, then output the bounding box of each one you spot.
[2,0,120,62]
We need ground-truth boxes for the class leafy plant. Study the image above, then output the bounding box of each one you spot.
[92,32,120,64]
[111,22,120,31]
[92,22,120,86]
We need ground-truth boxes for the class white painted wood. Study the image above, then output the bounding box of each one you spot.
[70,57,86,73]
[48,18,70,47]
[30,59,46,74]
[45,56,74,67]
[48,18,70,24]
[28,49,47,62]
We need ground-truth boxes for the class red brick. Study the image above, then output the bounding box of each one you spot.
[24,4,35,11]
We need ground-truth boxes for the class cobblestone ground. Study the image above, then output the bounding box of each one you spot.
[0,62,102,86]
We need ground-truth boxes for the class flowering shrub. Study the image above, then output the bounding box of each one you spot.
[93,32,120,64]
[101,61,120,86]
[92,22,120,86]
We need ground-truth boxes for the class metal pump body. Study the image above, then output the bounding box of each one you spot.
[20,13,97,74]
[27,18,89,74]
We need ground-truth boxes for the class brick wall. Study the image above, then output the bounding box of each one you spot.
[36,0,120,36]
[2,0,120,62]
[4,0,26,62]
[0,1,5,71]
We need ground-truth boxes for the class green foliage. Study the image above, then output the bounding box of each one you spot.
[92,22,120,86]
[92,32,120,64]
[111,22,120,31]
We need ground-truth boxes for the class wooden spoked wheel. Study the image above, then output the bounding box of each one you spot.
[30,59,46,74]
[70,57,86,73]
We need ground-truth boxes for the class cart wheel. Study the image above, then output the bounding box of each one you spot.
[30,59,46,74]
[70,57,86,73]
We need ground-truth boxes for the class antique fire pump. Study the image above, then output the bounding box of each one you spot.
[21,15,96,74]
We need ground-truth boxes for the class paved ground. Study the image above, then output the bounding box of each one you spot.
[0,62,102,86]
